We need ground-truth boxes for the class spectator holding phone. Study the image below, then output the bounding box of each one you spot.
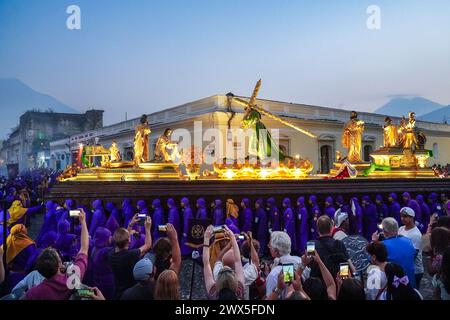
[427,227,450,276]
[108,214,152,299]
[152,223,182,279]
[203,225,245,300]
[25,208,89,300]
[432,246,450,300]
[300,251,337,300]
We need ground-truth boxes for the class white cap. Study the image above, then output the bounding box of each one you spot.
[400,207,415,218]
[334,209,349,228]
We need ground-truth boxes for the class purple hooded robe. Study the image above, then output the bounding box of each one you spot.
[416,194,431,232]
[122,199,135,228]
[55,219,77,260]
[427,192,444,217]
[362,195,378,240]
[402,192,423,230]
[212,199,225,227]
[282,198,296,253]
[375,194,389,223]
[152,198,164,242]
[324,196,336,220]
[196,198,208,220]
[267,197,281,232]
[350,197,363,235]
[167,198,181,236]
[296,196,309,254]
[180,197,194,256]
[308,195,321,239]
[388,193,401,223]
[254,198,268,255]
[36,201,57,246]
[241,198,253,233]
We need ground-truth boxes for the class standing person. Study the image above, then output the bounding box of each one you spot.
[151,199,164,242]
[416,194,431,233]
[308,195,321,240]
[332,211,349,241]
[89,199,106,236]
[402,192,423,230]
[155,269,181,300]
[398,207,424,289]
[122,199,135,228]
[296,196,310,255]
[427,192,444,217]
[35,201,58,247]
[7,200,43,228]
[388,193,401,223]
[324,197,335,220]
[212,199,225,227]
[282,198,296,253]
[105,201,122,227]
[167,198,181,236]
[362,196,378,241]
[254,198,268,256]
[381,263,422,300]
[180,197,193,257]
[372,217,417,289]
[225,199,239,227]
[432,247,450,300]
[55,219,77,261]
[375,194,389,223]
[267,197,281,233]
[335,196,350,217]
[350,197,363,236]
[196,198,208,220]
[109,214,152,299]
[25,209,89,300]
[241,198,253,233]
[365,242,388,300]
[120,258,155,300]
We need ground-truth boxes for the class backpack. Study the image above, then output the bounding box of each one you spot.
[310,238,348,278]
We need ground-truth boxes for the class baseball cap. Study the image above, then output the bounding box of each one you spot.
[400,207,415,217]
[133,258,154,281]
[334,209,349,228]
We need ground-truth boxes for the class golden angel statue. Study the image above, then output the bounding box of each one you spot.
[342,111,365,162]
[383,117,397,148]
[403,112,417,149]
[154,128,179,162]
[134,114,151,166]
[397,116,407,147]
[109,140,122,162]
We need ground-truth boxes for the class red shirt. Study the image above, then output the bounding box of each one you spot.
[25,253,88,300]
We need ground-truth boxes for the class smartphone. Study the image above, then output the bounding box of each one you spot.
[77,288,95,298]
[158,224,167,232]
[237,234,245,241]
[213,225,224,233]
[339,263,350,279]
[377,223,383,231]
[69,210,80,218]
[306,241,315,257]
[282,263,294,283]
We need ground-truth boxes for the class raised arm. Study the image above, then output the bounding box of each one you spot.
[138,216,152,257]
[0,247,5,285]
[78,209,89,256]
[224,226,244,285]
[312,252,336,300]
[202,225,215,294]
[246,232,260,270]
[166,223,181,274]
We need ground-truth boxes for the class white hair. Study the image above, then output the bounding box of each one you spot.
[270,231,291,256]
[382,217,399,235]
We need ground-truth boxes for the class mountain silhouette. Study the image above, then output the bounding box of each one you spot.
[375,96,444,117]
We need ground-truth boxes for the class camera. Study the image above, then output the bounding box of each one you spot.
[158,224,167,232]
[69,210,80,218]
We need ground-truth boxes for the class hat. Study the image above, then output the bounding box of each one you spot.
[133,258,153,281]
[400,207,415,217]
[334,209,349,228]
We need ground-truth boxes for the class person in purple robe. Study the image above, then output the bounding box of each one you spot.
[427,192,444,216]
[37,231,57,249]
[167,198,181,236]
[254,198,268,256]
[152,198,164,242]
[402,192,423,231]
[35,201,58,247]
[89,199,106,236]
[105,201,122,226]
[180,197,193,256]
[282,197,297,253]
[211,199,225,226]
[349,197,363,235]
[416,194,431,232]
[335,195,350,216]
[129,225,146,250]
[267,197,281,233]
[59,199,76,223]
[196,198,208,220]
[240,198,253,233]
[137,200,149,216]
[308,195,321,239]
[361,195,378,241]
[225,217,240,234]
[324,196,336,220]
[88,227,115,300]
[122,198,135,228]
[388,193,401,223]
[375,194,389,223]
[296,196,309,255]
[55,219,77,261]
[105,213,120,234]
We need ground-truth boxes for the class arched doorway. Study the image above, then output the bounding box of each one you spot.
[363,145,373,162]
[320,145,332,174]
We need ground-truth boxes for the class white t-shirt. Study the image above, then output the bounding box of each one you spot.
[365,266,387,300]
[213,261,258,300]
[398,226,424,274]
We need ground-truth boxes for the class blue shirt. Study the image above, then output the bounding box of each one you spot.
[383,236,417,288]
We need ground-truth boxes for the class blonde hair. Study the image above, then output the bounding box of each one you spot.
[155,269,180,300]
[216,266,238,293]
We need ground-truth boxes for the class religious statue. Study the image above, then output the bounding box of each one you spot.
[154,128,179,162]
[109,140,122,162]
[397,116,407,147]
[383,117,397,148]
[342,111,365,163]
[403,112,417,149]
[416,130,427,150]
[134,114,151,166]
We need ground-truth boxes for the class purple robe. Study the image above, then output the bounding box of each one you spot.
[212,199,225,226]
[296,197,309,254]
[196,198,208,220]
[6,244,39,292]
[167,198,181,235]
[105,215,120,234]
[267,197,281,232]
[350,197,363,235]
[254,198,268,255]
[106,201,122,227]
[388,193,401,223]
[335,195,350,216]
[89,199,106,236]
[37,231,57,249]
[180,197,193,256]
[55,219,77,260]
[416,194,431,232]
[308,195,321,239]
[324,196,336,220]
[402,192,422,228]
[362,196,378,240]
[122,199,135,228]
[152,198,164,242]
[427,192,444,216]
[226,217,240,234]
[36,201,57,246]
[375,194,389,223]
[282,198,296,252]
[241,198,253,233]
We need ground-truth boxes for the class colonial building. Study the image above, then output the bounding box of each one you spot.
[49,95,450,174]
[0,109,104,173]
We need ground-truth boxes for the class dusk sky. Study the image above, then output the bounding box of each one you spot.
[1,0,450,126]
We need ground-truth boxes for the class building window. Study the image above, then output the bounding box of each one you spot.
[363,145,373,162]
[433,143,438,160]
[320,145,332,174]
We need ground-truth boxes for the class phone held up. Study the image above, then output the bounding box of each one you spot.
[306,241,315,257]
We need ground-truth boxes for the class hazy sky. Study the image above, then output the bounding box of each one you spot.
[1,0,450,126]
